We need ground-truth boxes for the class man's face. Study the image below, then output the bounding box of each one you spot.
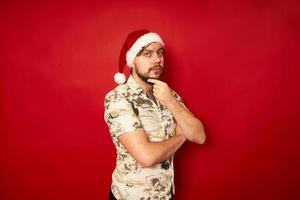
[132,42,164,83]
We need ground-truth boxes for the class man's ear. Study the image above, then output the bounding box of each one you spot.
[130,62,135,75]
[131,61,136,69]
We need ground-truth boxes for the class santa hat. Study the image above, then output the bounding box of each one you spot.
[114,29,165,84]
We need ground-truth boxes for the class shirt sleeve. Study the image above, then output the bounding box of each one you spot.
[171,90,191,113]
[104,90,144,139]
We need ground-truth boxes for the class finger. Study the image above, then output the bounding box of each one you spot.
[153,84,160,89]
[153,88,159,93]
[153,88,160,95]
[147,79,165,85]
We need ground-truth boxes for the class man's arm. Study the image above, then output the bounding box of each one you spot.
[104,90,186,168]
[118,125,185,167]
[166,97,206,144]
[148,79,206,144]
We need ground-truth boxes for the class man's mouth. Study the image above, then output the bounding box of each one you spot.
[150,65,162,72]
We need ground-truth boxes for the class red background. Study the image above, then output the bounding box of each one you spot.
[1,1,300,199]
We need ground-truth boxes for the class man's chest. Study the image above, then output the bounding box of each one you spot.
[130,95,176,141]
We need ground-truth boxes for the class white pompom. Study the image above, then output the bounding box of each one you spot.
[114,72,126,85]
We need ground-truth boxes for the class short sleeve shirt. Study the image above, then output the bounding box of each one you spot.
[104,76,187,200]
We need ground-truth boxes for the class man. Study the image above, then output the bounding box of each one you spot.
[104,30,206,200]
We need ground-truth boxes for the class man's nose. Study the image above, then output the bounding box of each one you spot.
[152,53,162,63]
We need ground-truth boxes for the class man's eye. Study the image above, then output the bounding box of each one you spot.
[143,52,151,57]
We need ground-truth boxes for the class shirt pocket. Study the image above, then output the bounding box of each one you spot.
[137,106,166,139]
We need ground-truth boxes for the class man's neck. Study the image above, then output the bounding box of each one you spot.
[132,74,153,95]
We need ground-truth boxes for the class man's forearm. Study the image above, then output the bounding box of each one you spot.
[166,98,206,144]
[118,129,186,168]
[147,78,206,144]
[146,134,185,166]
[133,133,185,167]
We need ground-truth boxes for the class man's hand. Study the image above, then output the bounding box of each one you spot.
[147,79,175,106]
[175,125,187,143]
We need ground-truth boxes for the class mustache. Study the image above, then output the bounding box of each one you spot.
[149,64,163,71]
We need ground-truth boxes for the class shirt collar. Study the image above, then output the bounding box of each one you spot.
[127,75,144,95]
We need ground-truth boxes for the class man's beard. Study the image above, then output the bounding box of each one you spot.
[135,65,163,85]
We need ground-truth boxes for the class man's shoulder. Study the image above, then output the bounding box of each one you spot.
[104,83,130,101]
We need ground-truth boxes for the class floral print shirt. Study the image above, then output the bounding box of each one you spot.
[104,76,187,200]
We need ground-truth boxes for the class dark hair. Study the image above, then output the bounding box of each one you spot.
[136,43,152,56]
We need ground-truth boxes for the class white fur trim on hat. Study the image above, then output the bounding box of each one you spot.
[114,72,126,85]
[126,32,164,68]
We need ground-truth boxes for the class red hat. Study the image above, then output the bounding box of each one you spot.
[114,29,165,84]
